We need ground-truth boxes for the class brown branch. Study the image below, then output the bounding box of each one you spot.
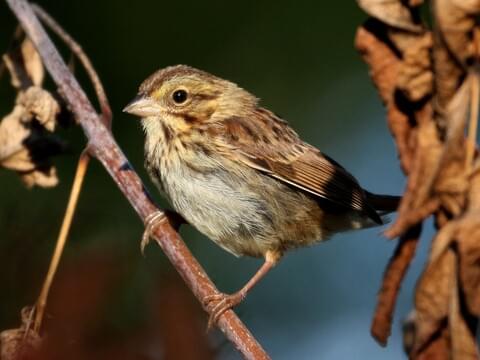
[4,1,270,358]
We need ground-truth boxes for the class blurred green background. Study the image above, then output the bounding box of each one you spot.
[0,1,432,359]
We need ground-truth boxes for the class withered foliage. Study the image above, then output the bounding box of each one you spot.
[0,35,65,188]
[356,0,480,358]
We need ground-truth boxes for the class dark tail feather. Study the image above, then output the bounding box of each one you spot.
[365,191,401,213]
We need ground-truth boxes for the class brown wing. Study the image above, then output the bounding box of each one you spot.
[213,108,382,224]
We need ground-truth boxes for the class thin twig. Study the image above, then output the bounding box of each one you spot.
[33,151,90,333]
[31,3,112,126]
[5,1,269,358]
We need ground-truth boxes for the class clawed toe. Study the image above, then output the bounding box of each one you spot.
[203,293,225,305]
[204,292,246,330]
[141,211,167,254]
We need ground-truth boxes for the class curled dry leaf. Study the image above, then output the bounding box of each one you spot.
[355,22,416,173]
[455,169,480,317]
[0,307,41,360]
[357,0,423,33]
[457,216,480,317]
[385,105,443,238]
[433,0,480,68]
[357,0,480,357]
[0,37,64,188]
[433,74,472,216]
[371,224,421,346]
[412,249,455,355]
[4,35,43,89]
[397,32,433,102]
[449,250,479,360]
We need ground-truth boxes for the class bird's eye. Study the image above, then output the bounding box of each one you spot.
[172,89,188,104]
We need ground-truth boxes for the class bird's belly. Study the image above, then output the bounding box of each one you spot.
[155,155,364,257]
[160,160,279,257]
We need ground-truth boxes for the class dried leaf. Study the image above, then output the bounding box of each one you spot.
[18,87,58,131]
[468,159,480,210]
[434,0,480,68]
[413,249,455,353]
[0,88,63,188]
[457,218,480,316]
[397,32,433,102]
[2,37,44,89]
[371,225,421,346]
[434,75,472,215]
[433,42,464,119]
[385,106,443,238]
[355,22,415,172]
[0,307,41,360]
[0,37,63,188]
[357,1,480,359]
[449,255,479,360]
[357,0,423,32]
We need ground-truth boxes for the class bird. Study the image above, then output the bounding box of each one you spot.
[123,65,400,327]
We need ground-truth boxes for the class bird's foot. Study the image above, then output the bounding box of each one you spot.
[141,211,167,255]
[203,291,246,330]
[141,210,187,255]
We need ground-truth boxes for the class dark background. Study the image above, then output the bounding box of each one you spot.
[0,1,433,359]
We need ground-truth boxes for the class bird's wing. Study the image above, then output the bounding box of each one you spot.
[213,108,381,223]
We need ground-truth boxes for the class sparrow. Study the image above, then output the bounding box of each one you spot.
[123,65,400,327]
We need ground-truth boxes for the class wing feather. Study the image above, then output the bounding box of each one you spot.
[212,108,381,223]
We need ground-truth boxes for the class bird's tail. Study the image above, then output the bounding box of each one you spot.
[365,191,401,214]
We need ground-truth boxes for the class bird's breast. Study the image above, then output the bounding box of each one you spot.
[156,149,277,257]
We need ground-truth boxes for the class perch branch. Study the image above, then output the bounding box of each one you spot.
[5,0,269,358]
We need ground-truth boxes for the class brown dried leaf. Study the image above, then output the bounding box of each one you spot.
[371,225,421,346]
[21,37,44,86]
[18,86,58,131]
[469,159,480,210]
[387,28,423,54]
[403,313,451,360]
[355,22,415,173]
[416,326,450,360]
[456,215,480,316]
[385,105,443,238]
[0,88,62,188]
[434,0,480,68]
[0,38,63,188]
[357,0,423,32]
[434,75,472,215]
[0,307,41,360]
[449,254,479,360]
[413,248,455,353]
[397,32,433,102]
[433,41,464,121]
[3,37,44,89]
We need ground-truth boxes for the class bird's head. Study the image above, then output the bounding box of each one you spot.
[123,65,257,134]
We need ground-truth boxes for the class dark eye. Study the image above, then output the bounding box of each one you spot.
[172,89,188,104]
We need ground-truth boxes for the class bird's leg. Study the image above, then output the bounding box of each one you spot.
[141,210,186,254]
[204,249,281,329]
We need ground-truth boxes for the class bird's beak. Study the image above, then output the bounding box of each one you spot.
[123,95,160,117]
